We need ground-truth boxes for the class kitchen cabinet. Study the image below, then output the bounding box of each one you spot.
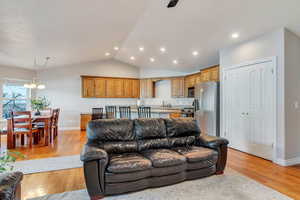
[113,79,124,98]
[80,114,92,131]
[123,79,140,98]
[81,76,140,98]
[94,78,106,97]
[140,79,155,98]
[201,66,219,82]
[171,77,185,98]
[82,78,95,98]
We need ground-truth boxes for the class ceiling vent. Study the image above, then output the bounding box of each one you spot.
[167,0,179,8]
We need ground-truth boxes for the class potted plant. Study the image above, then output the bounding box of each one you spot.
[0,151,24,173]
[0,151,25,200]
[31,96,50,116]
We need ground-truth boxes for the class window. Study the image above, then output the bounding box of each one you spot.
[0,81,30,119]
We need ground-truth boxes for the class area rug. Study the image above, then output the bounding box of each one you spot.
[29,169,291,200]
[13,155,81,174]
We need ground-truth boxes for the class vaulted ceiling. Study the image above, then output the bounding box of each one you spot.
[0,0,300,71]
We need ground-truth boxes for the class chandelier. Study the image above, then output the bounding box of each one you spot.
[24,57,50,90]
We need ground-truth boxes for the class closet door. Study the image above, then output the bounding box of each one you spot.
[223,60,275,160]
[245,62,275,160]
[223,67,249,151]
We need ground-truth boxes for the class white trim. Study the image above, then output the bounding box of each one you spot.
[59,127,81,131]
[275,157,300,166]
[220,56,278,162]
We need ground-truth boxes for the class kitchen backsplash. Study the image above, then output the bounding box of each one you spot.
[141,98,194,107]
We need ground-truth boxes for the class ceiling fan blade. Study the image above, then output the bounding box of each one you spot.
[167,0,179,8]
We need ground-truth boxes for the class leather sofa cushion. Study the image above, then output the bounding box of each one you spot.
[165,118,200,138]
[87,119,134,142]
[168,136,196,147]
[107,153,152,174]
[173,146,218,163]
[99,141,138,154]
[142,149,186,168]
[105,164,186,183]
[138,138,169,152]
[134,119,167,140]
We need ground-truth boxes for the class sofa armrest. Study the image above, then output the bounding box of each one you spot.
[80,144,108,162]
[196,135,229,174]
[0,172,23,200]
[81,144,108,199]
[196,135,229,149]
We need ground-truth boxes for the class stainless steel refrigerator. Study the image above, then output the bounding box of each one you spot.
[194,81,220,137]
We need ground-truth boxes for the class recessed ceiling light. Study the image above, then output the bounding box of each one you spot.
[192,51,199,56]
[130,56,135,60]
[114,46,119,51]
[105,52,111,56]
[231,33,239,39]
[139,47,144,52]
[173,60,178,64]
[160,47,166,53]
[150,57,155,62]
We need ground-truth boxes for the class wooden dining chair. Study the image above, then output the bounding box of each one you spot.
[92,108,104,120]
[138,107,151,118]
[105,106,117,119]
[119,106,131,119]
[51,108,60,139]
[11,111,39,148]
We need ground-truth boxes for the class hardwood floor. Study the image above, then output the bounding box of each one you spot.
[1,130,300,200]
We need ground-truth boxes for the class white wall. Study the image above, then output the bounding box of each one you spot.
[284,30,300,160]
[0,65,36,81]
[219,28,286,163]
[36,59,140,129]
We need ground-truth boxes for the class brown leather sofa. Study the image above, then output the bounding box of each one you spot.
[81,118,228,200]
[0,172,23,200]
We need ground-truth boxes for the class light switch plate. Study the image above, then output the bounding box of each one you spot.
[294,101,299,109]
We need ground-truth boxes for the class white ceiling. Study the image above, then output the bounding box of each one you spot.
[0,0,300,71]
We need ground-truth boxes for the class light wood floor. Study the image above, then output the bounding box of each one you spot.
[1,131,300,200]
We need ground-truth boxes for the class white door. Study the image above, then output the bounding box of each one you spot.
[223,60,275,160]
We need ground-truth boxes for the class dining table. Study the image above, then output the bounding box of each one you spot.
[7,115,52,149]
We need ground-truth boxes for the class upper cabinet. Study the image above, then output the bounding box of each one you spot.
[81,65,219,99]
[82,77,95,98]
[171,77,185,98]
[81,76,140,98]
[140,79,155,98]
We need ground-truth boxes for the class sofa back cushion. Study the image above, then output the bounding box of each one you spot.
[134,119,169,151]
[165,118,200,147]
[87,119,137,153]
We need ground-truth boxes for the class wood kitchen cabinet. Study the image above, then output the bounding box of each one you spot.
[171,77,185,98]
[81,76,140,98]
[201,66,219,82]
[140,79,155,98]
[94,78,106,97]
[80,114,92,131]
[82,77,95,98]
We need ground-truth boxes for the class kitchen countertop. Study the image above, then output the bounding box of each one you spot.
[81,106,193,115]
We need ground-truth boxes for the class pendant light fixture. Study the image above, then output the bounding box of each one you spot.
[24,57,50,90]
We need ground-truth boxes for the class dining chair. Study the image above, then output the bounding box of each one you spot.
[11,111,39,148]
[119,106,131,119]
[138,107,151,118]
[105,106,117,119]
[92,108,104,120]
[51,108,60,140]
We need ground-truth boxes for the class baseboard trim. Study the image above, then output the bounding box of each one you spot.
[275,156,300,166]
[60,127,80,131]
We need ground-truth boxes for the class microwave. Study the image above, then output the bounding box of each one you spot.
[188,87,195,98]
